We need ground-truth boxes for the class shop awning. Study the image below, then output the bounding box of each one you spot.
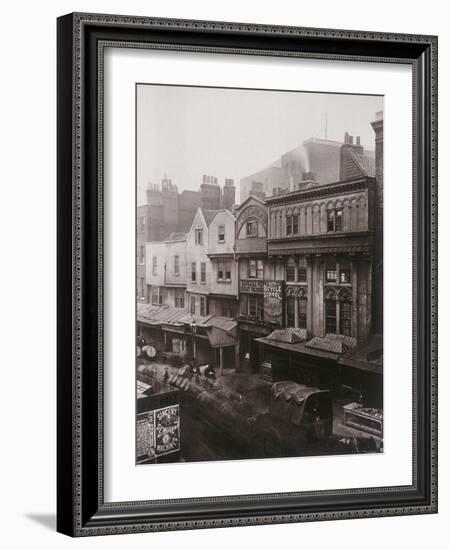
[137,303,212,327]
[306,334,357,354]
[255,337,340,361]
[205,326,237,348]
[200,315,238,335]
[338,335,383,374]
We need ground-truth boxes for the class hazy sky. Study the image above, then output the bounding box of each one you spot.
[137,84,383,205]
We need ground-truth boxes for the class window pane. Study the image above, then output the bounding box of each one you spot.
[191,262,196,281]
[218,225,225,241]
[249,295,257,317]
[248,259,257,278]
[325,300,337,333]
[335,209,343,231]
[286,297,295,327]
[339,259,351,283]
[327,210,335,232]
[298,298,307,328]
[257,296,264,321]
[293,214,299,234]
[190,296,195,314]
[201,262,206,282]
[325,256,337,282]
[257,260,264,279]
[297,255,307,282]
[247,220,258,237]
[240,294,248,315]
[340,302,352,336]
[286,215,292,235]
[286,258,296,282]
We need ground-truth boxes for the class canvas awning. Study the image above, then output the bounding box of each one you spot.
[205,326,237,348]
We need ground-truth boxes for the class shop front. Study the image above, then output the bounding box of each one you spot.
[255,336,341,390]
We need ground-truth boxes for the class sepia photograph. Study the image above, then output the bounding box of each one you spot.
[135,83,384,465]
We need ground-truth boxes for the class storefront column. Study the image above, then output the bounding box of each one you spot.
[219,347,224,376]
[351,257,358,340]
[306,255,313,333]
[336,299,341,335]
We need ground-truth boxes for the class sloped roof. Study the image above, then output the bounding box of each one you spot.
[137,303,237,330]
[349,149,375,177]
[201,315,238,333]
[167,232,187,242]
[306,334,357,354]
[137,303,187,326]
[201,209,221,226]
[201,208,235,226]
[338,335,383,374]
[266,328,308,344]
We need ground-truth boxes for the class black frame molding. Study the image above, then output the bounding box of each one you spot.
[57,12,437,537]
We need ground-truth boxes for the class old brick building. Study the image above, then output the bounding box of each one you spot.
[137,175,236,302]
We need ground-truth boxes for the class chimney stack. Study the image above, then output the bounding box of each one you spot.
[200,174,221,210]
[222,178,236,210]
[302,171,315,182]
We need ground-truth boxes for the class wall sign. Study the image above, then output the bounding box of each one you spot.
[240,279,264,293]
[263,281,284,324]
[285,285,308,299]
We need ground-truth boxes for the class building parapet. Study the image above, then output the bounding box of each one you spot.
[265,177,375,207]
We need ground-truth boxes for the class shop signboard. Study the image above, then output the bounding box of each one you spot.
[136,404,180,461]
[263,281,283,325]
[240,279,264,294]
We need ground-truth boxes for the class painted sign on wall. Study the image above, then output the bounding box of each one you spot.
[263,281,283,325]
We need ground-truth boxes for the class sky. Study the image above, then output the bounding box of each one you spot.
[137,84,383,205]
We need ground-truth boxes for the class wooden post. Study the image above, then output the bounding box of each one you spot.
[220,347,224,377]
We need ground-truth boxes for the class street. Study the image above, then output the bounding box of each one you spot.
[137,359,382,463]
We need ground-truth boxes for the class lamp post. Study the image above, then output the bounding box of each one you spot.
[190,316,197,366]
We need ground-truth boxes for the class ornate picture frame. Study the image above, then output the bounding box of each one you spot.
[57,12,437,536]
